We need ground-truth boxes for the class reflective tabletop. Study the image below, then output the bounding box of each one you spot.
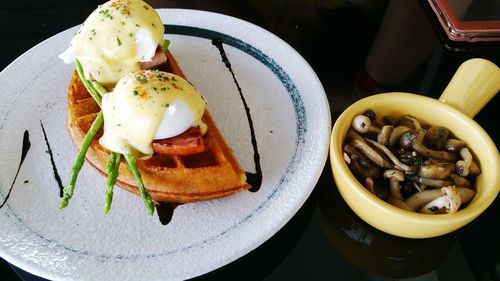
[1,0,499,280]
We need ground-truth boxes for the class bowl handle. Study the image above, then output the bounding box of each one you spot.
[439,58,500,118]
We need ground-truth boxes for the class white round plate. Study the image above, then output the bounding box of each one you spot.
[0,9,330,281]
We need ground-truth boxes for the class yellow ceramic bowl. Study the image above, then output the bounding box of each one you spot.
[330,59,500,238]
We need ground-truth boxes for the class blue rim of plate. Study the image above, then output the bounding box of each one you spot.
[1,24,307,263]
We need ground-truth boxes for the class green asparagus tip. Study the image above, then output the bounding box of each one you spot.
[147,202,155,216]
[124,153,155,215]
[104,190,113,213]
[59,195,70,209]
[104,202,111,214]
[59,185,74,209]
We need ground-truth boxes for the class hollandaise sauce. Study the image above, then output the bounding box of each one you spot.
[67,0,164,85]
[99,70,207,157]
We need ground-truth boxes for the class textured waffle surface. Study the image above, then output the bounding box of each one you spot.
[67,51,249,203]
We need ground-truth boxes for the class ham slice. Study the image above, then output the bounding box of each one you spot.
[140,47,168,70]
[152,127,205,156]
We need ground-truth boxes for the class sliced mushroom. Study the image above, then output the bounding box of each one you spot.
[345,144,376,168]
[414,177,453,187]
[398,149,419,165]
[382,115,399,126]
[441,185,462,213]
[352,115,371,134]
[444,139,467,153]
[365,138,410,172]
[347,128,365,142]
[345,140,382,184]
[449,173,471,188]
[469,161,481,175]
[456,187,475,204]
[363,109,377,121]
[343,152,351,164]
[456,147,473,177]
[405,165,419,176]
[413,181,425,192]
[398,131,456,161]
[398,115,421,130]
[424,126,450,151]
[369,125,382,135]
[423,158,447,164]
[411,138,457,162]
[416,128,427,143]
[400,181,420,198]
[419,186,461,214]
[377,125,393,146]
[389,126,411,146]
[363,177,389,200]
[406,188,443,210]
[363,109,384,128]
[350,138,393,168]
[418,162,455,180]
[365,177,375,194]
[387,196,415,212]
[399,131,417,149]
[384,169,405,200]
[349,154,380,179]
[420,197,447,214]
[405,186,474,210]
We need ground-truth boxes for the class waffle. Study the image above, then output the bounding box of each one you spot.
[67,50,250,203]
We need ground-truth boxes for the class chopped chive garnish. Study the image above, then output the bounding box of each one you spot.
[99,9,113,19]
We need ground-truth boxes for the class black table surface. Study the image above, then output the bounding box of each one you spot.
[1,0,499,280]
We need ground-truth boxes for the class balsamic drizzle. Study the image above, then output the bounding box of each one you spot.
[40,121,64,197]
[211,38,262,192]
[155,202,180,225]
[0,130,31,209]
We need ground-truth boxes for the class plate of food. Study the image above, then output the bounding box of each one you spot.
[0,1,330,280]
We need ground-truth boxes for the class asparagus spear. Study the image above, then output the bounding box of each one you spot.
[60,111,104,208]
[89,79,123,214]
[60,61,104,208]
[104,152,121,213]
[124,153,155,215]
[75,60,102,106]
[91,81,108,97]
[62,60,154,215]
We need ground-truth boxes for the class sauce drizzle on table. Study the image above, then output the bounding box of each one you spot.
[211,38,262,192]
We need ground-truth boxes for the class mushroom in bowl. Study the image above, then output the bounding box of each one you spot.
[343,109,480,215]
[330,58,500,239]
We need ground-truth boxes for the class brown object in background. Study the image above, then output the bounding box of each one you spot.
[364,0,441,86]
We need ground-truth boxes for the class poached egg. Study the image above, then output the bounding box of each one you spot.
[99,70,207,157]
[59,0,164,86]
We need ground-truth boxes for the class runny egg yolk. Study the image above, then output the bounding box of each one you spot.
[99,70,207,157]
[59,0,164,86]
